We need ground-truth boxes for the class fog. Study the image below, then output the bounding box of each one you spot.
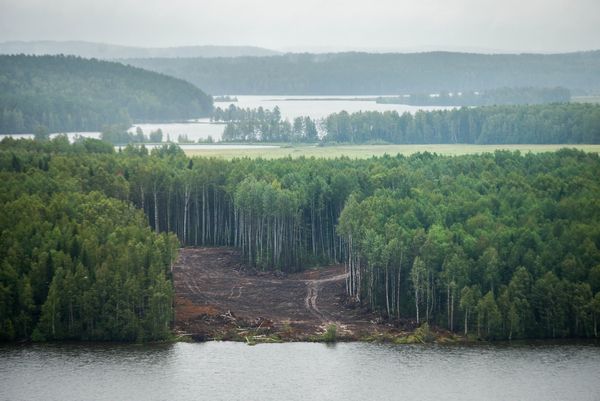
[0,0,599,53]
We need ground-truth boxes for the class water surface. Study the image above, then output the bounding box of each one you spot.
[1,341,598,401]
[219,95,450,120]
[1,95,450,143]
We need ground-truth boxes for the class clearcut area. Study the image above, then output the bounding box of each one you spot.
[172,247,414,342]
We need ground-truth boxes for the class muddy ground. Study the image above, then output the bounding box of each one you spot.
[172,247,416,341]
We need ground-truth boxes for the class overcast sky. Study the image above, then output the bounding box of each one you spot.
[1,0,599,53]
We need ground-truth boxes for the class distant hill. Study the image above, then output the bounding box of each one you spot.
[0,55,213,134]
[0,41,280,59]
[123,51,600,95]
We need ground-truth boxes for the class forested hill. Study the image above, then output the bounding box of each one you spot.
[0,55,213,134]
[0,41,280,59]
[123,51,600,95]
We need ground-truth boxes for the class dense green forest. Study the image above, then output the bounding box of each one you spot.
[0,55,213,134]
[0,138,178,341]
[376,87,571,106]
[1,137,599,340]
[216,103,600,144]
[124,51,600,95]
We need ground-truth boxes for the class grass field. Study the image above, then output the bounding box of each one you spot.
[184,144,600,159]
[571,96,600,104]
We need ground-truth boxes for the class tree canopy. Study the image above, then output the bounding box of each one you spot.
[0,55,213,134]
[125,51,600,95]
[214,103,600,144]
[2,136,600,341]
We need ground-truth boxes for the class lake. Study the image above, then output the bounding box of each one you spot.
[131,96,448,143]
[0,95,448,143]
[1,341,598,401]
[216,95,448,120]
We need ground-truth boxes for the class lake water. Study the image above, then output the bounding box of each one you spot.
[216,95,448,120]
[131,96,448,142]
[1,96,449,143]
[1,341,599,401]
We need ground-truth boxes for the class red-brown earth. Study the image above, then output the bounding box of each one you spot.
[172,247,419,342]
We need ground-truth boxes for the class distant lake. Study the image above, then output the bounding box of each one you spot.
[0,96,449,143]
[134,95,449,142]
[217,95,449,120]
[1,341,599,401]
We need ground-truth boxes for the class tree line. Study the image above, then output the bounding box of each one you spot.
[2,137,600,340]
[322,103,600,144]
[124,51,600,95]
[100,125,165,145]
[213,105,318,142]
[376,87,571,106]
[0,55,213,134]
[214,103,600,144]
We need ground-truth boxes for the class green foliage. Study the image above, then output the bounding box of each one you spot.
[33,125,50,141]
[213,105,319,142]
[322,324,337,343]
[0,55,213,134]
[414,322,435,343]
[214,103,600,144]
[334,149,600,340]
[0,141,178,341]
[149,129,164,143]
[2,138,600,342]
[320,104,600,144]
[0,191,179,341]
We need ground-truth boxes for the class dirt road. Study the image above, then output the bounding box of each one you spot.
[172,247,389,340]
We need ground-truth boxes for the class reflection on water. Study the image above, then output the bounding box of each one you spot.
[1,341,599,401]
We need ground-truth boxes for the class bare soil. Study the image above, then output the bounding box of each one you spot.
[172,247,414,341]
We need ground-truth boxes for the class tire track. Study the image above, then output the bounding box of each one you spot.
[304,273,348,324]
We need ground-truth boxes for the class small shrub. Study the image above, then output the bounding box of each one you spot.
[414,322,435,343]
[322,324,337,342]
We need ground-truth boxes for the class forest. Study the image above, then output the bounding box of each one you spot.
[215,103,600,144]
[0,137,178,341]
[0,55,213,134]
[1,136,599,340]
[124,51,600,95]
[376,87,571,106]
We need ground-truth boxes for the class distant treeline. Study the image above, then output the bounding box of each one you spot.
[376,87,571,106]
[217,103,600,144]
[0,55,213,134]
[124,51,600,95]
[100,125,164,145]
[0,41,280,59]
[213,95,238,102]
[2,138,600,340]
[213,105,319,142]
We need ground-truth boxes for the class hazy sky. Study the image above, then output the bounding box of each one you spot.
[1,0,599,53]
